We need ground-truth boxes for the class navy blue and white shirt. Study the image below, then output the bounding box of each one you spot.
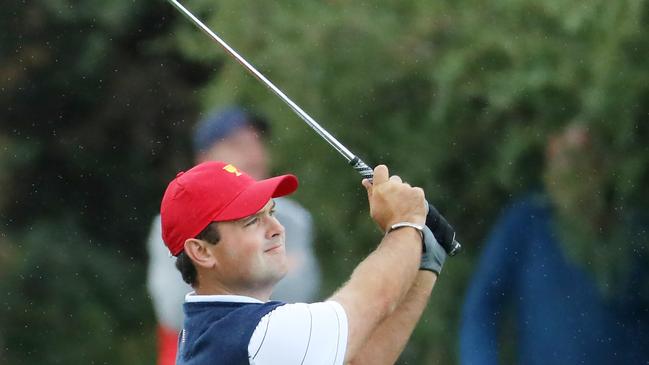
[177,294,348,365]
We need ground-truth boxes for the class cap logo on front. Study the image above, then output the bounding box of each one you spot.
[223,164,242,176]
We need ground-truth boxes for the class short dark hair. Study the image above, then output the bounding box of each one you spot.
[175,222,220,286]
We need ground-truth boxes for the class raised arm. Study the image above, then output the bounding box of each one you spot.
[348,220,448,364]
[329,165,427,362]
[350,271,436,365]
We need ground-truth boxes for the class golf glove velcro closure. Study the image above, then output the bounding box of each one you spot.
[420,225,447,274]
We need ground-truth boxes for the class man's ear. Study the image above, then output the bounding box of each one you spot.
[184,238,217,269]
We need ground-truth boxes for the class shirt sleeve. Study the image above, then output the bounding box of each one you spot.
[248,301,348,365]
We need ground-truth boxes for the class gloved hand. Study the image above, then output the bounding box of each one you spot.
[420,225,447,275]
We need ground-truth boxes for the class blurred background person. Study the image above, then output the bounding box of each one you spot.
[146,106,321,365]
[459,122,649,364]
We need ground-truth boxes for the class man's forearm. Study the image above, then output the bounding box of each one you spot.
[331,228,422,361]
[349,271,436,365]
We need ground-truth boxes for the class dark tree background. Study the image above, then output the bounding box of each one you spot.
[1,0,648,363]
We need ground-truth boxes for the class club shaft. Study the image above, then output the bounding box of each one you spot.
[166,0,461,256]
[167,0,356,162]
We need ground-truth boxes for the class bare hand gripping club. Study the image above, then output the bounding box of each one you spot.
[167,0,462,256]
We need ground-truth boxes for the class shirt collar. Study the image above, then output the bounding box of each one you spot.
[184,292,265,304]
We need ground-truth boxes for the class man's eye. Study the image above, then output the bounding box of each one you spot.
[269,208,276,216]
[244,217,258,227]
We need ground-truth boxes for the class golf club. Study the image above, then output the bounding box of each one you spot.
[166,0,461,256]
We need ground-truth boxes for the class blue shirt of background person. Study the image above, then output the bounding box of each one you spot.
[459,123,649,365]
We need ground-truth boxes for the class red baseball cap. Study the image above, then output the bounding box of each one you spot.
[160,161,298,256]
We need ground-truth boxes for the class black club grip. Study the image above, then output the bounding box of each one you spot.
[350,157,462,256]
[425,201,461,256]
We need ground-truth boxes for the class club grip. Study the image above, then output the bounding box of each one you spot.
[425,201,461,256]
[350,157,462,256]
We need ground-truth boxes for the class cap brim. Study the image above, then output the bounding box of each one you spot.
[214,174,298,221]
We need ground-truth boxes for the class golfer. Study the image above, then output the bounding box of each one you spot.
[160,161,447,364]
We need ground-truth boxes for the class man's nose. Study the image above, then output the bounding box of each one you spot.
[266,215,284,238]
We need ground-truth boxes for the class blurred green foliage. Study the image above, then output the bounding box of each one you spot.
[1,0,648,364]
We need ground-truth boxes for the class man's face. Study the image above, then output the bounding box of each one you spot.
[209,199,288,291]
[197,125,269,180]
